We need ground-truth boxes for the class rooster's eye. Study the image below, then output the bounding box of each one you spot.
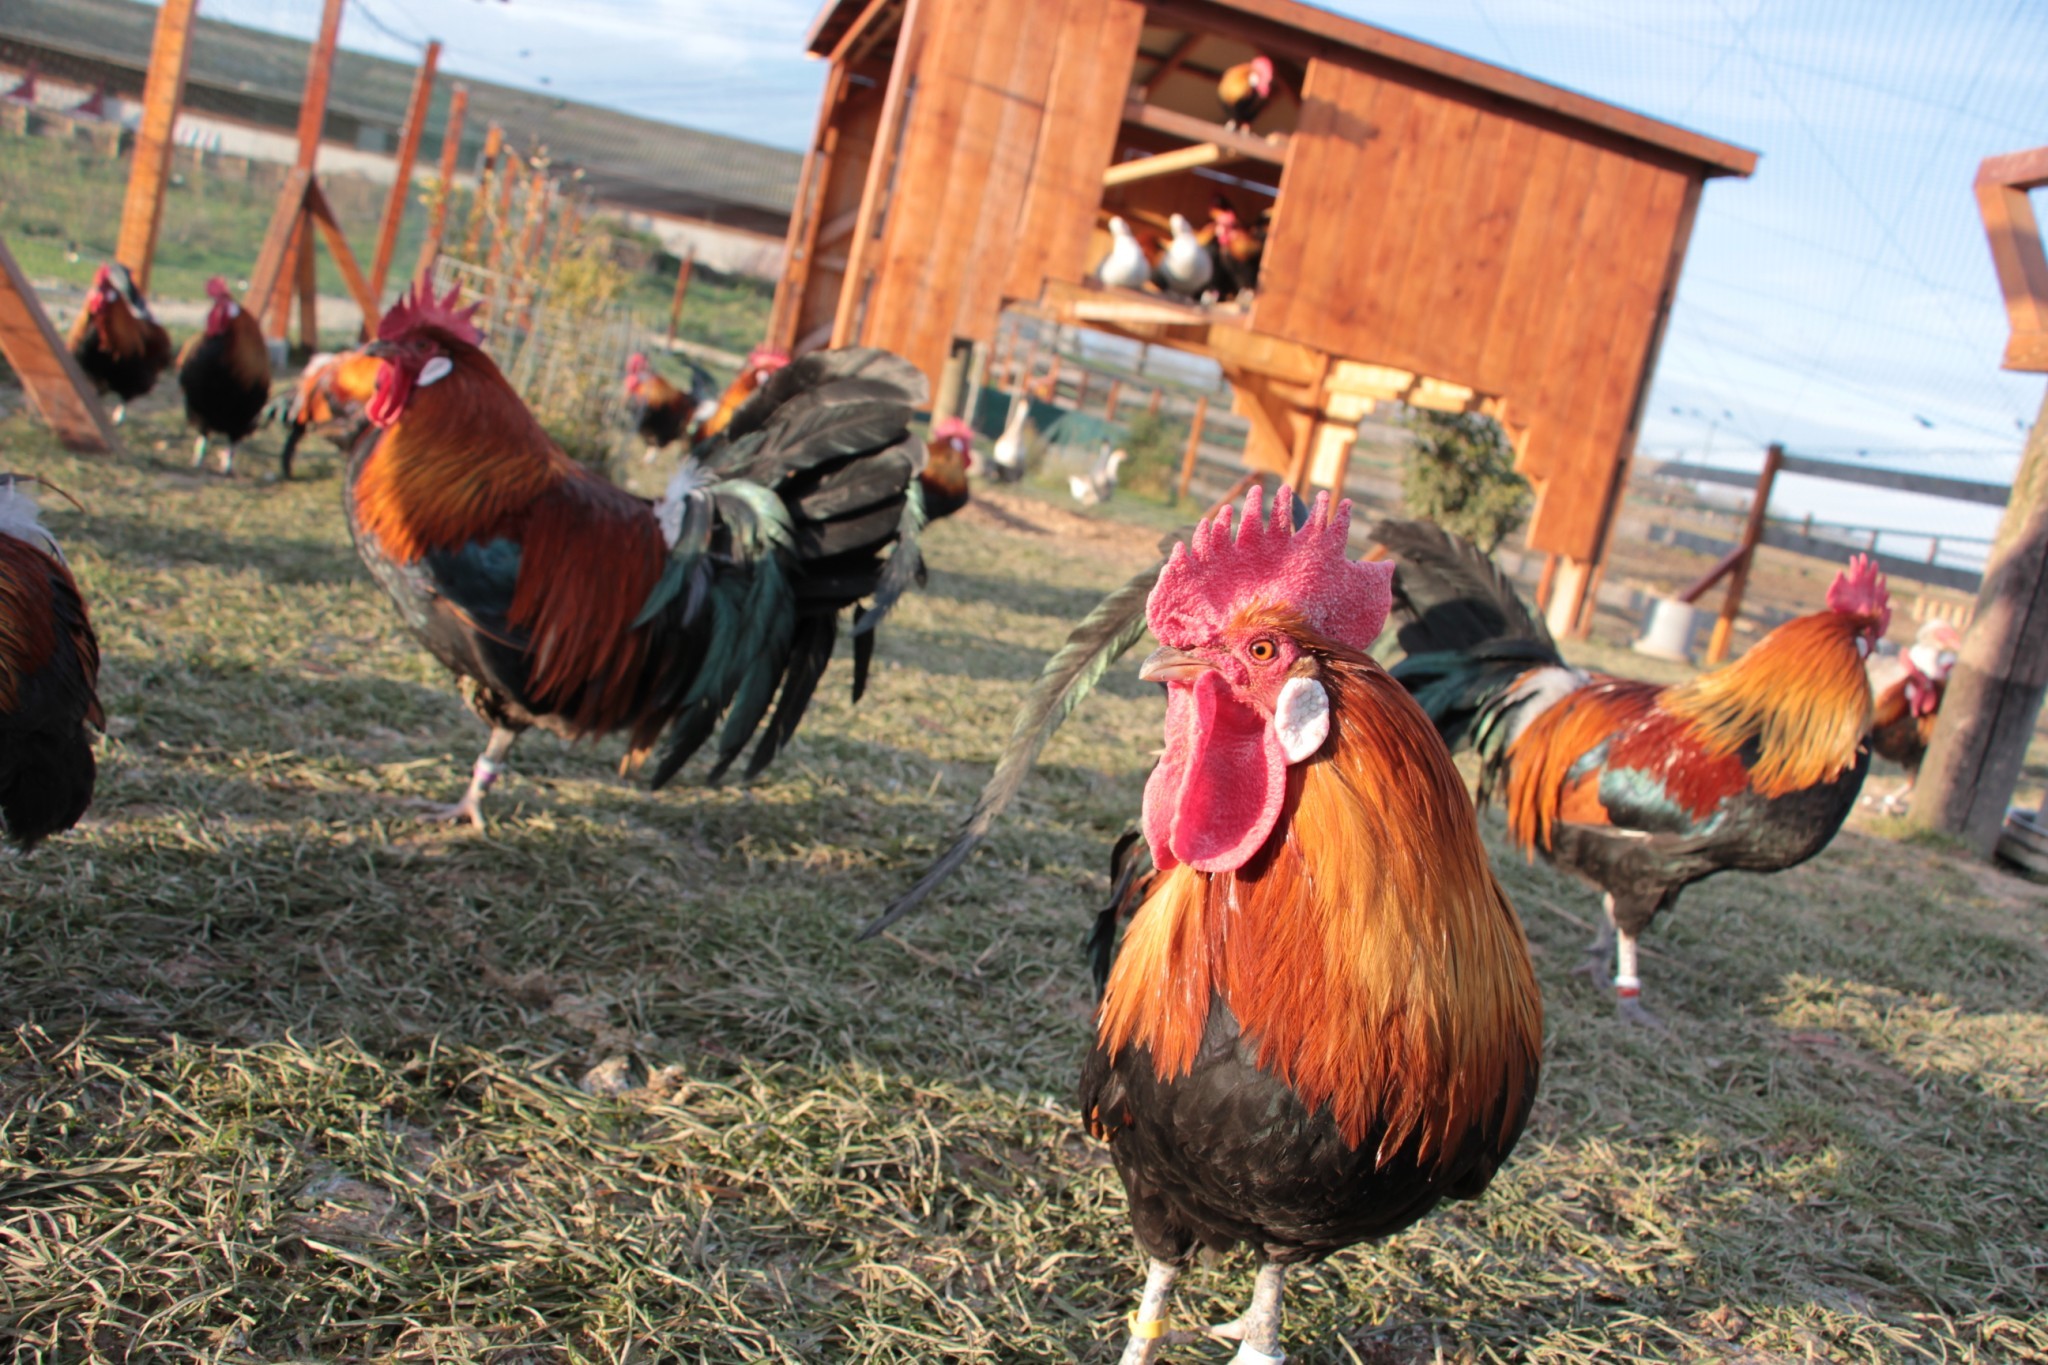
[1247,639,1276,663]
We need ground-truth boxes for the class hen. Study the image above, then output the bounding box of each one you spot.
[67,263,172,424]
[177,276,272,475]
[624,352,698,458]
[0,476,103,850]
[921,417,975,521]
[1217,55,1276,130]
[1864,619,1962,814]
[346,282,928,825]
[1378,518,1885,1024]
[694,345,789,446]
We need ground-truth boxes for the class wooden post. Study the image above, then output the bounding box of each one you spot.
[1147,387,1163,417]
[1535,553,1559,611]
[295,220,319,351]
[0,236,117,452]
[486,153,518,274]
[293,0,345,172]
[1104,379,1122,423]
[462,123,502,259]
[1075,368,1091,410]
[114,0,197,291]
[256,0,344,344]
[413,83,467,283]
[368,39,439,309]
[1704,442,1783,664]
[1911,372,2048,853]
[831,0,924,347]
[267,215,302,342]
[666,249,695,347]
[1175,393,1209,504]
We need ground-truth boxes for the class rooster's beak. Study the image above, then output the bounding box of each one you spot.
[1140,646,1212,683]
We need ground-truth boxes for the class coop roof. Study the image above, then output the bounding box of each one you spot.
[806,0,1754,178]
[0,0,804,232]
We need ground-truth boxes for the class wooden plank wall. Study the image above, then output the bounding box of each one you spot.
[1256,57,1697,563]
[783,73,889,355]
[857,0,1145,384]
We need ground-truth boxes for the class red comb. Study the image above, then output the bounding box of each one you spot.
[931,416,973,443]
[204,276,231,301]
[1826,553,1891,634]
[1148,485,1393,653]
[626,352,646,373]
[379,278,483,347]
[747,345,790,371]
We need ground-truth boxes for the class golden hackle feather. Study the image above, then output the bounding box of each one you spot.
[1658,610,1873,798]
[1099,625,1540,1170]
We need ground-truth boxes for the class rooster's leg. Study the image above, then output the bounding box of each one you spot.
[219,443,236,477]
[1571,895,1618,979]
[1216,1262,1286,1363]
[1880,779,1914,815]
[191,434,208,468]
[1117,1259,1179,1365]
[416,725,520,828]
[1614,928,1668,1030]
[111,403,125,425]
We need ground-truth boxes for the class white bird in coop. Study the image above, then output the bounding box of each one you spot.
[1154,213,1214,300]
[1096,216,1153,291]
[1069,444,1127,507]
[991,393,1030,483]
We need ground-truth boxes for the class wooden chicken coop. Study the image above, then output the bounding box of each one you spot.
[769,0,1756,632]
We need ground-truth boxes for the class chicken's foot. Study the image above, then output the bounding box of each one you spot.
[191,435,208,468]
[1613,928,1671,1033]
[1226,1262,1287,1364]
[1117,1259,1179,1365]
[412,726,520,829]
[111,403,126,425]
[218,443,236,477]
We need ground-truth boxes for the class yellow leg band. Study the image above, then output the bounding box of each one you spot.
[1128,1313,1167,1339]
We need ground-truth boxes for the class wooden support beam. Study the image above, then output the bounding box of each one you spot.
[1138,31,1201,101]
[414,83,468,284]
[115,0,197,291]
[1704,442,1783,664]
[292,0,346,172]
[1911,384,2048,854]
[768,60,845,350]
[1103,142,1241,187]
[666,249,695,347]
[1122,98,1289,165]
[266,216,304,344]
[369,39,439,311]
[832,0,924,347]
[0,236,117,452]
[462,123,502,259]
[1175,393,1209,503]
[1104,379,1122,423]
[245,169,313,326]
[295,218,319,352]
[306,181,379,323]
[1975,146,2048,373]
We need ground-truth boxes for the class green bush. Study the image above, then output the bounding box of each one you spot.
[1400,408,1531,552]
[1117,410,1185,501]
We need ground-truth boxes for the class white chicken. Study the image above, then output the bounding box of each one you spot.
[991,393,1031,483]
[1154,213,1214,300]
[1096,217,1153,291]
[1068,444,1126,507]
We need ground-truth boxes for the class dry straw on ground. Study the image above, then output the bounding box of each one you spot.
[1,395,2043,1363]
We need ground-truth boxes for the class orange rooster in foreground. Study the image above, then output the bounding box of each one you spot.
[693,345,789,446]
[67,263,172,424]
[177,276,272,475]
[921,417,974,521]
[347,283,928,825]
[275,349,382,479]
[1381,519,1886,1024]
[0,476,103,849]
[874,488,1540,1362]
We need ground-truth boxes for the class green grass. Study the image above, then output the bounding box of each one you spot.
[1,387,2045,1363]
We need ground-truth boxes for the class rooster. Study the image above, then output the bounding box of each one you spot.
[693,345,789,446]
[67,263,172,424]
[1864,619,1962,814]
[1217,55,1276,130]
[274,348,382,480]
[922,417,974,522]
[870,488,1539,1363]
[1207,200,1264,300]
[623,352,697,458]
[346,281,928,826]
[177,276,272,475]
[1378,518,1886,1024]
[0,476,103,850]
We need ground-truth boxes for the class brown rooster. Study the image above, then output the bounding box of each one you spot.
[1864,619,1962,814]
[347,282,928,825]
[274,348,382,479]
[0,476,103,850]
[624,352,695,458]
[1217,55,1277,130]
[1381,519,1887,1025]
[693,345,789,446]
[872,488,1540,1362]
[921,417,974,522]
[67,263,172,424]
[177,276,272,475]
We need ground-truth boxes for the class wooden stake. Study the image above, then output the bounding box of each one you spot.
[414,83,468,283]
[368,40,440,310]
[1104,379,1122,423]
[1175,393,1209,504]
[292,0,346,172]
[1704,442,1783,664]
[1912,388,2048,854]
[666,249,695,347]
[0,235,117,452]
[486,153,518,274]
[115,0,197,291]
[295,218,319,351]
[462,123,502,259]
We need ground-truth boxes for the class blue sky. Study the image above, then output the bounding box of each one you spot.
[189,0,2044,552]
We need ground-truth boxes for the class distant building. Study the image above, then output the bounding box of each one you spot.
[0,0,798,276]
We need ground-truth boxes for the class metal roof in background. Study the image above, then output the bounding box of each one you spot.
[0,0,801,233]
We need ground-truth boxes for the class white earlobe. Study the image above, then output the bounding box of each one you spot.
[418,355,454,387]
[1273,676,1330,764]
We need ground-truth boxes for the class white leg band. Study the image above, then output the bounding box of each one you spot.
[1230,1347,1286,1365]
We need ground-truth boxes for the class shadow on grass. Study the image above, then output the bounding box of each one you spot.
[68,507,360,588]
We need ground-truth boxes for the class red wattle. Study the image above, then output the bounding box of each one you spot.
[1142,669,1286,873]
[366,363,413,428]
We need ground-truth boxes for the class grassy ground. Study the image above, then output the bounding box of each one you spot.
[1,388,2045,1364]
